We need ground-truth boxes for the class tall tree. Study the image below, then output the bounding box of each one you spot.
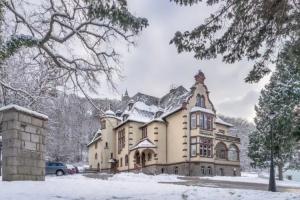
[248,39,300,180]
[170,0,300,83]
[0,0,147,107]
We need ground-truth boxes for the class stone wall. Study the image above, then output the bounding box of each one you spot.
[0,105,48,181]
[126,162,240,176]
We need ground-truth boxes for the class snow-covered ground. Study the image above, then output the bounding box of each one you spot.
[284,170,300,182]
[1,173,300,200]
[203,172,300,188]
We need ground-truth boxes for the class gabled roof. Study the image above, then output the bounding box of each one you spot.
[215,117,234,127]
[101,77,233,129]
[130,138,157,151]
[132,92,159,106]
[87,129,102,147]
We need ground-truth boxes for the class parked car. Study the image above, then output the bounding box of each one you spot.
[75,165,89,173]
[74,166,79,173]
[46,162,67,176]
[66,164,76,174]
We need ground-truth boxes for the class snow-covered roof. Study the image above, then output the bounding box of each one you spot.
[215,117,233,127]
[0,104,48,120]
[190,106,215,115]
[87,129,102,147]
[160,106,183,119]
[112,84,231,130]
[130,138,157,151]
[105,109,115,116]
[124,101,160,123]
[140,118,165,128]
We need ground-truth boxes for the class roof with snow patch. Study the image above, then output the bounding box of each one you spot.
[87,129,102,147]
[102,85,232,129]
[0,104,48,120]
[130,138,157,151]
[215,117,234,127]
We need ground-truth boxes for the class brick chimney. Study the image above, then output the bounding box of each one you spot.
[194,70,205,84]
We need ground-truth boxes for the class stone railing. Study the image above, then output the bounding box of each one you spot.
[215,133,240,143]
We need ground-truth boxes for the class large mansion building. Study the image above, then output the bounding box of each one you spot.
[88,70,241,176]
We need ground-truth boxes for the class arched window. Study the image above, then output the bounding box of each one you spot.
[228,144,239,161]
[105,142,108,148]
[196,94,205,108]
[207,166,212,175]
[101,120,106,129]
[199,138,212,157]
[216,142,227,159]
[125,155,129,166]
[95,153,98,160]
[147,153,152,161]
[135,151,140,164]
[201,166,205,175]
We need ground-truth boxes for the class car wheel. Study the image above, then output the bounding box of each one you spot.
[56,170,64,176]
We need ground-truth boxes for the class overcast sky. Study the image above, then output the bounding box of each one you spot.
[95,0,270,122]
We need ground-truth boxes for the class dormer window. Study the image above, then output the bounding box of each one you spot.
[123,114,128,121]
[128,100,134,110]
[196,94,205,108]
[155,110,163,118]
[116,110,122,117]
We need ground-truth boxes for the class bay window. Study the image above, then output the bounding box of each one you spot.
[190,137,197,157]
[191,113,197,129]
[190,137,212,158]
[199,138,212,157]
[191,112,213,131]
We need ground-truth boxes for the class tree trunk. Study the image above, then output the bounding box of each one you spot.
[278,163,284,181]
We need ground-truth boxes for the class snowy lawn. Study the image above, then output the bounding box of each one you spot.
[202,172,300,188]
[0,173,299,200]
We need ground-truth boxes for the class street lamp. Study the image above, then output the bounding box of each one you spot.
[268,111,276,192]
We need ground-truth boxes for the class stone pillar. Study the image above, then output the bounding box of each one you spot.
[0,136,2,176]
[0,105,48,181]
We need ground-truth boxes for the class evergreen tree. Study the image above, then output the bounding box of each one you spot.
[248,39,300,180]
[170,0,300,83]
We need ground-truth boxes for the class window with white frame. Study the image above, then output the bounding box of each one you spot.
[190,137,197,157]
[190,113,197,129]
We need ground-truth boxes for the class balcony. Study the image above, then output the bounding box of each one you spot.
[215,133,240,143]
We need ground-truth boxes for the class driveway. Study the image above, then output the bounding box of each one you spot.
[164,176,300,193]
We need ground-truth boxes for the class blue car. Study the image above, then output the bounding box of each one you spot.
[46,162,67,176]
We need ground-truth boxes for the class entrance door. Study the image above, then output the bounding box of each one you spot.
[141,152,146,167]
[110,162,117,173]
